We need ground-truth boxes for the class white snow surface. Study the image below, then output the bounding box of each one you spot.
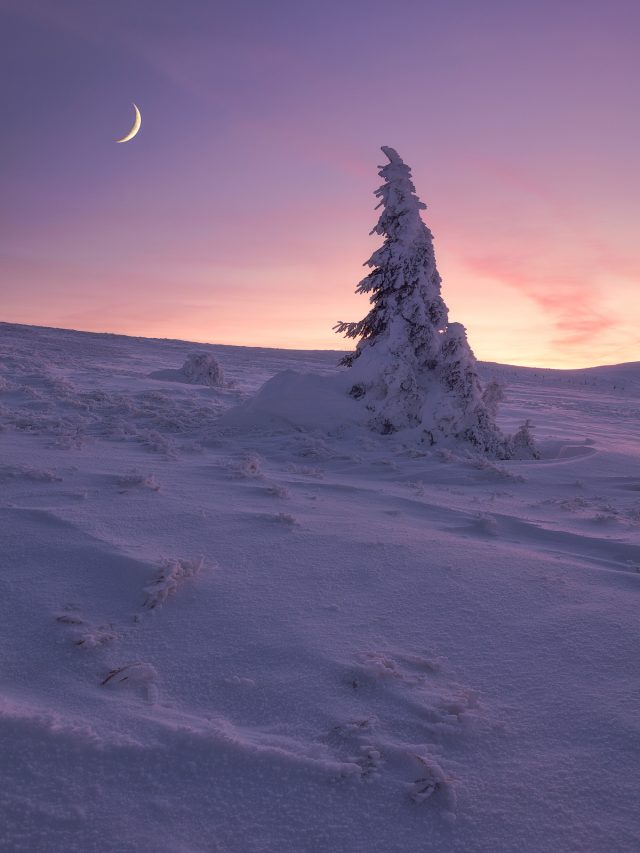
[0,322,639,853]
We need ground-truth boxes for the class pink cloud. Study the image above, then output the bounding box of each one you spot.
[463,252,617,347]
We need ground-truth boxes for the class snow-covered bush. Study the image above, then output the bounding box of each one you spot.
[481,380,505,419]
[510,420,540,459]
[180,352,225,387]
[335,146,510,457]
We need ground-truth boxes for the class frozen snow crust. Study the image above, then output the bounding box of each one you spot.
[1,322,639,853]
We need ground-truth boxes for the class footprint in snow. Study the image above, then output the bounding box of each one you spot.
[116,469,160,492]
[407,753,456,815]
[256,512,297,526]
[323,716,457,815]
[342,650,490,811]
[263,483,290,499]
[351,650,482,731]
[324,717,383,781]
[101,662,159,703]
[350,650,443,688]
[56,607,120,649]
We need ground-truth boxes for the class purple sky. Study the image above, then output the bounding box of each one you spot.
[2,0,639,366]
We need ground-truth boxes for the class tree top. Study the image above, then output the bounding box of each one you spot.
[380,146,403,164]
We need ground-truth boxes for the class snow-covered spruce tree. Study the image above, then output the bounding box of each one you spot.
[335,146,510,456]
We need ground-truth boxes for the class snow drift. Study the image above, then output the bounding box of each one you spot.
[219,369,363,434]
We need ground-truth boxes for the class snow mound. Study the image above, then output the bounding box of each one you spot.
[149,352,225,387]
[220,370,364,434]
[180,352,225,386]
[536,440,598,462]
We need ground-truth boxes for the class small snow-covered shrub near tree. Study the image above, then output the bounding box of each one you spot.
[180,352,225,387]
[335,146,511,457]
[510,420,540,459]
[481,380,505,419]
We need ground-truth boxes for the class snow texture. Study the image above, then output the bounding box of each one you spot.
[0,321,639,853]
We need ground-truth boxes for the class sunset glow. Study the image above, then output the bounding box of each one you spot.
[2,0,639,367]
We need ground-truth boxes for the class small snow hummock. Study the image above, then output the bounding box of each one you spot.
[335,146,513,457]
[180,352,225,387]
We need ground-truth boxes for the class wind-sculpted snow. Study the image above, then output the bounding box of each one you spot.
[0,322,639,852]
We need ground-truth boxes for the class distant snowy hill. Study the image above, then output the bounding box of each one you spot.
[1,322,639,853]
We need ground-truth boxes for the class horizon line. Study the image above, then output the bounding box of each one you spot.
[2,320,637,373]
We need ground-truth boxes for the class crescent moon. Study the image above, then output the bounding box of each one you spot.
[116,103,141,143]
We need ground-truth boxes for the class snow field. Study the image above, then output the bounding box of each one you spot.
[0,322,639,852]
